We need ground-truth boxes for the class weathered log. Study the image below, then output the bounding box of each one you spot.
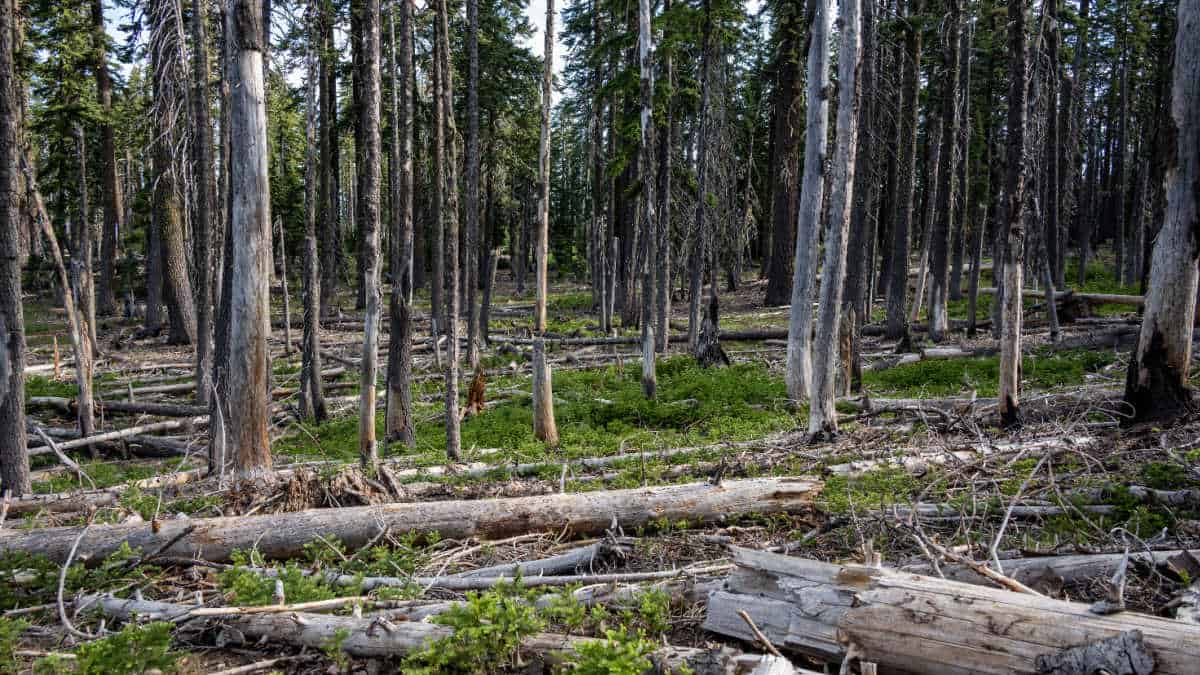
[449,538,634,578]
[29,396,209,418]
[80,594,730,671]
[826,435,1094,477]
[978,287,1144,306]
[490,329,789,347]
[27,417,207,455]
[703,548,1200,673]
[925,549,1200,588]
[0,477,821,564]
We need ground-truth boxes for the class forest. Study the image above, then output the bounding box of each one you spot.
[0,0,1199,670]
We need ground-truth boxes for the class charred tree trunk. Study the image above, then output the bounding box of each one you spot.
[225,0,274,478]
[1123,0,1199,423]
[193,0,216,407]
[638,0,656,397]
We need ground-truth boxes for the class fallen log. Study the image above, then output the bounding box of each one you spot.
[82,594,740,672]
[979,287,1144,307]
[825,435,1095,477]
[29,396,209,418]
[449,538,634,579]
[0,477,821,564]
[27,417,207,455]
[703,547,1200,674]
[490,329,788,347]
[924,549,1200,589]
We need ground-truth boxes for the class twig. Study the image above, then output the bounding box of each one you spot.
[736,608,782,657]
[32,426,96,489]
[989,453,1048,572]
[58,517,95,640]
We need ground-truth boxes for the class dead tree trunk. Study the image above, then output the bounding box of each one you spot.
[0,478,821,564]
[786,0,832,403]
[355,0,382,470]
[435,0,463,458]
[318,0,341,318]
[638,0,656,398]
[193,0,216,407]
[0,0,29,494]
[764,5,802,307]
[927,1,961,342]
[225,0,274,479]
[532,0,559,446]
[1123,0,1199,423]
[655,9,673,354]
[385,0,413,446]
[809,0,861,436]
[91,0,123,316]
[705,547,1200,674]
[299,1,326,424]
[884,0,924,340]
[999,0,1030,428]
[464,0,481,370]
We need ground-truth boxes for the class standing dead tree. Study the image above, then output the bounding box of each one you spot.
[1123,0,1199,423]
[786,0,832,403]
[531,0,559,446]
[224,0,274,479]
[809,0,862,437]
[355,0,383,471]
[299,0,326,424]
[638,0,656,397]
[385,0,414,446]
[435,0,463,458]
[999,0,1030,428]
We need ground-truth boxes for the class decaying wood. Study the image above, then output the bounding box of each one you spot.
[0,477,821,563]
[29,396,209,418]
[449,538,633,578]
[27,416,207,455]
[703,548,1200,673]
[825,435,1093,477]
[978,287,1145,307]
[80,594,741,672]
[926,549,1200,589]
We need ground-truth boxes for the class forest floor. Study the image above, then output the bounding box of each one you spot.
[3,260,1199,674]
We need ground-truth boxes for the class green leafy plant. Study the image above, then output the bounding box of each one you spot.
[565,630,656,675]
[402,582,544,673]
[72,621,179,674]
[0,617,28,673]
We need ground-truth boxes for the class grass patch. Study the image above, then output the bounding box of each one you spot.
[861,348,1115,398]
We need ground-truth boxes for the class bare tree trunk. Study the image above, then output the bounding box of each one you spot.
[1123,0,1199,423]
[429,27,444,338]
[385,0,413,446]
[927,2,961,342]
[885,0,923,340]
[532,0,559,446]
[300,0,326,424]
[1044,0,1061,299]
[464,0,481,370]
[73,126,98,355]
[999,0,1030,429]
[0,0,30,494]
[355,0,382,470]
[435,0,462,458]
[785,0,831,404]
[193,0,216,407]
[688,2,714,358]
[950,23,973,301]
[655,16,673,354]
[91,0,122,316]
[24,160,95,455]
[225,0,274,478]
[910,113,940,325]
[809,0,861,437]
[764,5,802,307]
[319,0,341,318]
[638,0,656,398]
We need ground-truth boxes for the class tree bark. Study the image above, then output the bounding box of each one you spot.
[192,0,217,408]
[464,0,481,370]
[1123,0,1199,423]
[809,0,861,436]
[764,6,802,307]
[532,0,559,445]
[655,9,673,354]
[435,0,462,458]
[927,2,961,342]
[999,0,1030,428]
[1,478,820,564]
[355,0,382,471]
[705,547,1200,674]
[385,0,413,446]
[638,0,656,397]
[785,0,832,403]
[319,0,341,318]
[91,0,123,317]
[0,0,29,494]
[225,0,274,478]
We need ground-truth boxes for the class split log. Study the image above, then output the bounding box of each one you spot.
[925,549,1200,588]
[0,477,821,564]
[82,594,740,672]
[29,396,209,418]
[703,547,1200,674]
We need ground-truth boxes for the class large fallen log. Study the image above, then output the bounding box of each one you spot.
[27,417,207,456]
[29,396,209,418]
[703,547,1200,674]
[978,287,1145,307]
[0,477,821,564]
[80,594,730,672]
[490,329,788,347]
[922,549,1200,588]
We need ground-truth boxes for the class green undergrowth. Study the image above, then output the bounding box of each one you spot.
[861,348,1116,398]
[276,357,798,471]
